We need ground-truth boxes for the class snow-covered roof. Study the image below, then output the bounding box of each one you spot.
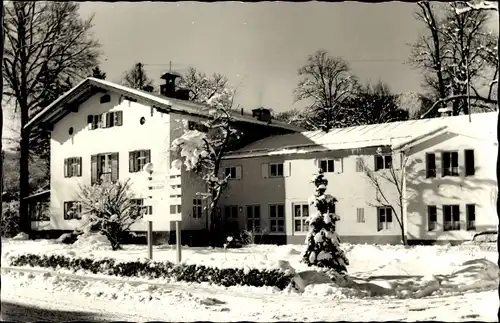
[223,111,498,159]
[25,78,304,133]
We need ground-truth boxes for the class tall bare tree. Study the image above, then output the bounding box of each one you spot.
[122,62,154,91]
[177,67,229,104]
[409,1,497,116]
[3,1,100,233]
[294,50,359,131]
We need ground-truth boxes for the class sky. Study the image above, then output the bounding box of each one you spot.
[3,1,498,148]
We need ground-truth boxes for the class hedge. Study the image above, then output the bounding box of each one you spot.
[8,253,294,290]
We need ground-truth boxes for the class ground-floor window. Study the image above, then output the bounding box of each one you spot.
[427,205,437,231]
[64,201,82,220]
[443,204,460,231]
[29,201,50,221]
[269,204,285,233]
[246,205,261,231]
[131,198,153,215]
[377,206,393,231]
[293,203,309,233]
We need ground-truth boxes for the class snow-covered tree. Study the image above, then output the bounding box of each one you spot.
[76,178,145,250]
[171,71,238,243]
[177,67,230,105]
[409,1,498,117]
[294,50,359,132]
[360,149,409,245]
[302,168,349,273]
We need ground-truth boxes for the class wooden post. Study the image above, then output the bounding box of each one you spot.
[147,220,153,260]
[175,220,182,264]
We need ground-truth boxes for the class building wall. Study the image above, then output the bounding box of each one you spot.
[220,147,403,244]
[50,92,172,231]
[405,132,498,241]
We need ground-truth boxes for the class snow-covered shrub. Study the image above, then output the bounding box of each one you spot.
[9,253,294,290]
[1,200,20,237]
[302,169,349,273]
[76,178,146,250]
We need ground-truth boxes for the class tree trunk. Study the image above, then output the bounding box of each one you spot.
[0,0,4,227]
[19,127,30,234]
[496,8,500,323]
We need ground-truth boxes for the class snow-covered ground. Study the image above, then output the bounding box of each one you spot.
[1,235,499,321]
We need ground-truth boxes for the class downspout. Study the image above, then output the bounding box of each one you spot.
[401,149,408,245]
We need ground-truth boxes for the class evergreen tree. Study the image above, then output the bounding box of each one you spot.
[302,168,349,273]
[91,66,107,80]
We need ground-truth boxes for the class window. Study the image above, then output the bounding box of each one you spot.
[375,155,392,171]
[188,121,208,132]
[443,204,460,231]
[428,205,437,231]
[464,150,475,176]
[224,205,239,222]
[355,158,364,172]
[293,203,309,233]
[193,199,203,218]
[270,163,284,177]
[377,207,393,231]
[442,151,459,177]
[88,111,123,130]
[426,153,436,178]
[91,153,119,185]
[246,205,261,231]
[356,208,365,223]
[29,201,50,221]
[129,150,151,173]
[319,159,335,173]
[64,157,82,178]
[224,166,242,180]
[466,204,476,230]
[170,204,181,214]
[64,201,82,220]
[131,198,152,215]
[100,94,111,104]
[269,204,285,233]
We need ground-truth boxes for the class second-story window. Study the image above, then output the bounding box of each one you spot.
[319,159,335,173]
[91,153,119,184]
[129,150,151,173]
[270,163,284,177]
[224,166,242,180]
[88,111,123,130]
[375,155,392,171]
[64,157,82,178]
[442,151,459,177]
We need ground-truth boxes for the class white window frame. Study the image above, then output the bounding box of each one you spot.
[170,204,181,215]
[293,203,309,234]
[442,151,459,177]
[377,206,393,231]
[269,204,285,233]
[375,154,392,171]
[193,199,203,218]
[269,163,284,177]
[64,201,82,220]
[319,159,335,173]
[131,198,152,215]
[224,166,241,180]
[443,204,460,231]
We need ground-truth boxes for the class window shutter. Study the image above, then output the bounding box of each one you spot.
[91,155,98,185]
[78,157,82,176]
[111,153,119,182]
[235,165,242,180]
[145,149,151,164]
[465,150,475,176]
[129,152,135,173]
[261,163,269,179]
[64,159,69,178]
[115,111,123,126]
[284,161,291,177]
[63,202,68,220]
[334,158,343,173]
[87,115,94,129]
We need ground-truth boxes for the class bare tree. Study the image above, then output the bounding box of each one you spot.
[409,1,496,117]
[274,108,313,130]
[294,50,359,132]
[122,62,154,91]
[3,1,100,234]
[178,67,230,104]
[171,70,238,245]
[360,150,409,245]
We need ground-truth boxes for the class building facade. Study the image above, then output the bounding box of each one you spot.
[25,77,299,240]
[218,112,498,244]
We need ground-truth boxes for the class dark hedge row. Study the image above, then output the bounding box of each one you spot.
[9,253,294,290]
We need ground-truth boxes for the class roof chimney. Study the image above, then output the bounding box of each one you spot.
[160,72,182,98]
[252,107,272,122]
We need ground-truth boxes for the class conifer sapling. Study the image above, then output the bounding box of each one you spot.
[302,168,349,273]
